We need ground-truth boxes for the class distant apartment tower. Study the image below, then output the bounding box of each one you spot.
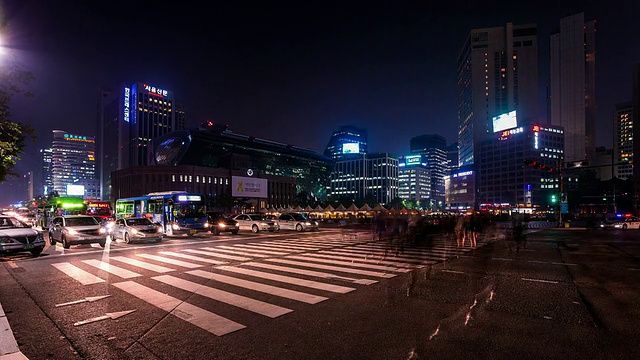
[97,82,182,201]
[51,130,97,197]
[324,125,368,161]
[40,148,53,195]
[24,172,33,201]
[398,155,431,209]
[410,134,447,208]
[328,153,398,205]
[549,12,596,162]
[457,22,539,167]
[614,102,633,180]
[446,142,459,172]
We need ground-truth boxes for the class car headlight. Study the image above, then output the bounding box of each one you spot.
[67,229,78,235]
[235,223,239,227]
[172,224,180,230]
[218,223,226,228]
[157,226,163,233]
[260,222,268,226]
[305,222,311,225]
[130,228,138,234]
[99,228,107,234]
[0,236,12,244]
[204,223,210,228]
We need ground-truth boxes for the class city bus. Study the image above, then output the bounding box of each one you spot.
[85,200,113,220]
[114,191,209,236]
[37,196,87,230]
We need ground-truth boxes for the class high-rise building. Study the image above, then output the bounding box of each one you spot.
[410,134,447,209]
[446,142,459,172]
[51,130,97,197]
[457,22,539,168]
[549,12,596,162]
[324,125,368,161]
[398,155,431,209]
[40,148,53,195]
[633,64,640,211]
[97,82,183,201]
[614,102,633,180]
[328,153,398,205]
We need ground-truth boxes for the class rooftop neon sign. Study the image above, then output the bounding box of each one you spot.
[143,83,168,97]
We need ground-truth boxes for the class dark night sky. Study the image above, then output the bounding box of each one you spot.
[1,0,639,206]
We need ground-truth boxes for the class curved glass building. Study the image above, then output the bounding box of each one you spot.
[150,123,335,200]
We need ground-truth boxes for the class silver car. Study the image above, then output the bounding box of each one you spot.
[111,217,163,243]
[232,214,278,233]
[49,215,108,249]
[0,216,45,256]
[277,213,319,232]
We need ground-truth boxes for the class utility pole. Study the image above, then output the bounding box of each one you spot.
[558,157,563,227]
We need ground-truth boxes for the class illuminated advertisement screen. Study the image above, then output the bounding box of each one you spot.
[405,155,421,165]
[66,184,85,196]
[492,110,518,133]
[342,143,360,154]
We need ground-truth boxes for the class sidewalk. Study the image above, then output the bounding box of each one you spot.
[0,266,28,360]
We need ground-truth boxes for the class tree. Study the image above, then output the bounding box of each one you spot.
[1,20,37,183]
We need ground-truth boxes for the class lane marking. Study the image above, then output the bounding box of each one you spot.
[187,270,328,304]
[441,269,465,274]
[51,263,105,285]
[521,278,558,284]
[82,259,142,279]
[113,281,245,336]
[153,275,292,317]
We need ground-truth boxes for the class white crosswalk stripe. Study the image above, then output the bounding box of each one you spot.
[158,251,228,265]
[217,245,288,256]
[113,281,246,336]
[198,247,270,258]
[187,248,252,261]
[264,258,397,278]
[241,262,377,285]
[187,269,328,304]
[137,254,203,268]
[152,275,292,318]
[52,262,105,285]
[82,259,142,278]
[110,256,175,273]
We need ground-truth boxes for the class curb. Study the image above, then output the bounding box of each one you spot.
[0,303,28,360]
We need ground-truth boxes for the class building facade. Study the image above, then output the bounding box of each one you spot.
[410,134,447,209]
[40,148,53,196]
[328,153,398,205]
[398,155,431,209]
[445,166,476,212]
[614,102,633,180]
[97,82,185,202]
[51,130,98,198]
[457,22,539,168]
[549,12,596,162]
[476,124,564,212]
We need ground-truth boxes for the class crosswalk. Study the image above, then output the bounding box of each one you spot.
[50,232,481,336]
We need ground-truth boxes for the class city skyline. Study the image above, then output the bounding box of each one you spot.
[1,1,639,205]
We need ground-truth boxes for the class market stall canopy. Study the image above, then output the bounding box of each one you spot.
[335,204,347,211]
[292,205,304,212]
[372,204,388,212]
[359,203,372,211]
[304,205,314,212]
[313,205,324,212]
[323,204,335,212]
[346,203,359,212]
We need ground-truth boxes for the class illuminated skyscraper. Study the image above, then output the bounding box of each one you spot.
[40,147,53,195]
[457,22,539,167]
[324,125,368,161]
[614,102,633,180]
[549,12,596,162]
[51,130,97,197]
[410,134,447,209]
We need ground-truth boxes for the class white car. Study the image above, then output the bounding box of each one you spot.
[49,215,108,249]
[0,216,45,256]
[110,217,163,243]
[277,213,319,232]
[611,217,640,230]
[232,214,278,233]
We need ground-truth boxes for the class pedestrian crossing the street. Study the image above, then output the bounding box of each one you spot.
[49,232,485,337]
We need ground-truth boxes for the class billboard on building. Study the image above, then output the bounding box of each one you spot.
[342,143,360,154]
[231,176,268,198]
[492,110,518,133]
[66,184,85,196]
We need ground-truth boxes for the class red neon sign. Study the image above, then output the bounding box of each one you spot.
[532,125,540,132]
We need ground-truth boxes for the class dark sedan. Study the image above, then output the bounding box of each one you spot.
[208,212,240,235]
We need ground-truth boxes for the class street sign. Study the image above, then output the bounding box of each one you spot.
[561,201,569,214]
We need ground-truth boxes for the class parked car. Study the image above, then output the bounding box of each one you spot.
[110,217,163,243]
[610,216,640,230]
[232,213,278,233]
[48,215,108,249]
[263,214,281,231]
[277,213,319,232]
[0,216,45,256]
[207,212,240,235]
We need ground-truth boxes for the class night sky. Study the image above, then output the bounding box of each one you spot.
[1,0,639,206]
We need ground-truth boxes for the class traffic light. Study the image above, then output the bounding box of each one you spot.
[551,194,557,204]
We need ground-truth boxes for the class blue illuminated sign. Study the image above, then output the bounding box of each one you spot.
[123,87,130,123]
